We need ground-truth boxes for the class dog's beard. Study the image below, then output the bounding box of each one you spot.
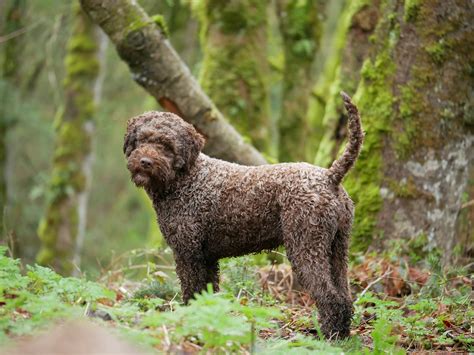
[127,158,174,191]
[131,172,150,187]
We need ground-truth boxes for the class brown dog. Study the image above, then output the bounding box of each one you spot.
[124,92,363,339]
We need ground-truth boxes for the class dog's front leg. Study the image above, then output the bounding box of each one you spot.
[174,253,211,304]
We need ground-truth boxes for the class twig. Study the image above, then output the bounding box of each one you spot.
[162,325,171,350]
[83,302,90,316]
[271,251,287,258]
[356,270,393,303]
[100,263,174,282]
[167,292,179,312]
[461,199,474,209]
[0,21,41,43]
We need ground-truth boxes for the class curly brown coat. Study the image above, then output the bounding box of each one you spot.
[124,92,364,339]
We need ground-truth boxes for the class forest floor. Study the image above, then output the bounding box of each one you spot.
[0,245,472,354]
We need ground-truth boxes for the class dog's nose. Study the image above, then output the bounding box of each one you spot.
[140,157,152,169]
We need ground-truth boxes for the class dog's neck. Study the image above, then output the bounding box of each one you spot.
[145,153,208,203]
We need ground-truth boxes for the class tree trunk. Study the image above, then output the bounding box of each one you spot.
[37,5,101,275]
[276,0,324,162]
[344,0,474,261]
[72,29,107,275]
[312,0,381,168]
[0,0,25,255]
[80,0,267,166]
[196,0,272,155]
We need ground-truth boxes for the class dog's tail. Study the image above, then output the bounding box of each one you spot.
[327,92,364,186]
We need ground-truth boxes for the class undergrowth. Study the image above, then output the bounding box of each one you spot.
[0,246,472,353]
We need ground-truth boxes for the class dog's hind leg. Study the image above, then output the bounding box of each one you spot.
[282,207,352,339]
[330,227,352,304]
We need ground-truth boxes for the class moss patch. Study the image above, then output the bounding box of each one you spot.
[312,0,379,166]
[194,0,271,155]
[127,14,169,37]
[343,1,398,252]
[395,1,469,159]
[403,0,421,22]
[425,38,449,65]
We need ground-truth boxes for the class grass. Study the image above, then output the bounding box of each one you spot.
[0,245,472,353]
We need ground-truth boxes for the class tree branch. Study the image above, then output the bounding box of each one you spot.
[80,0,266,165]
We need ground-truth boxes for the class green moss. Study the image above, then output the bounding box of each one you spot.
[278,0,323,161]
[395,84,423,158]
[127,14,169,37]
[312,1,376,165]
[425,39,449,65]
[65,54,99,79]
[127,19,148,32]
[37,5,98,275]
[195,0,271,155]
[395,1,467,159]
[204,0,266,33]
[280,0,321,60]
[36,247,55,266]
[343,1,398,252]
[404,0,421,22]
[151,14,169,37]
[69,33,97,52]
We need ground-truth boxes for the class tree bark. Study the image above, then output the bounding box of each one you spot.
[196,0,273,156]
[37,5,101,275]
[72,29,107,275]
[313,0,381,168]
[343,0,474,261]
[80,0,267,166]
[0,0,25,255]
[276,0,324,162]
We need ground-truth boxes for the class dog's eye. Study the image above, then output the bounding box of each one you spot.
[160,141,174,152]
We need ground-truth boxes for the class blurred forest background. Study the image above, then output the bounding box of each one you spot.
[0,0,473,275]
[0,0,473,352]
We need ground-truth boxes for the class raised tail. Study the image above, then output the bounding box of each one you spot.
[328,92,364,185]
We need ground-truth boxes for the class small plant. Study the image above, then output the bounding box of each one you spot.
[220,256,262,298]
[142,285,282,352]
[369,318,404,354]
[0,247,115,342]
[133,280,179,302]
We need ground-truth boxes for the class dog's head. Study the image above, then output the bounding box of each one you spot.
[123,111,205,190]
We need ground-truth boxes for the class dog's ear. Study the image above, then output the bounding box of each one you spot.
[123,129,136,157]
[175,124,205,171]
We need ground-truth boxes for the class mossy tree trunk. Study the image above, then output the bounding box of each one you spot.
[1,0,25,255]
[37,5,101,275]
[72,30,107,274]
[195,0,272,155]
[80,0,266,166]
[276,0,324,162]
[312,0,381,168]
[341,0,474,262]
